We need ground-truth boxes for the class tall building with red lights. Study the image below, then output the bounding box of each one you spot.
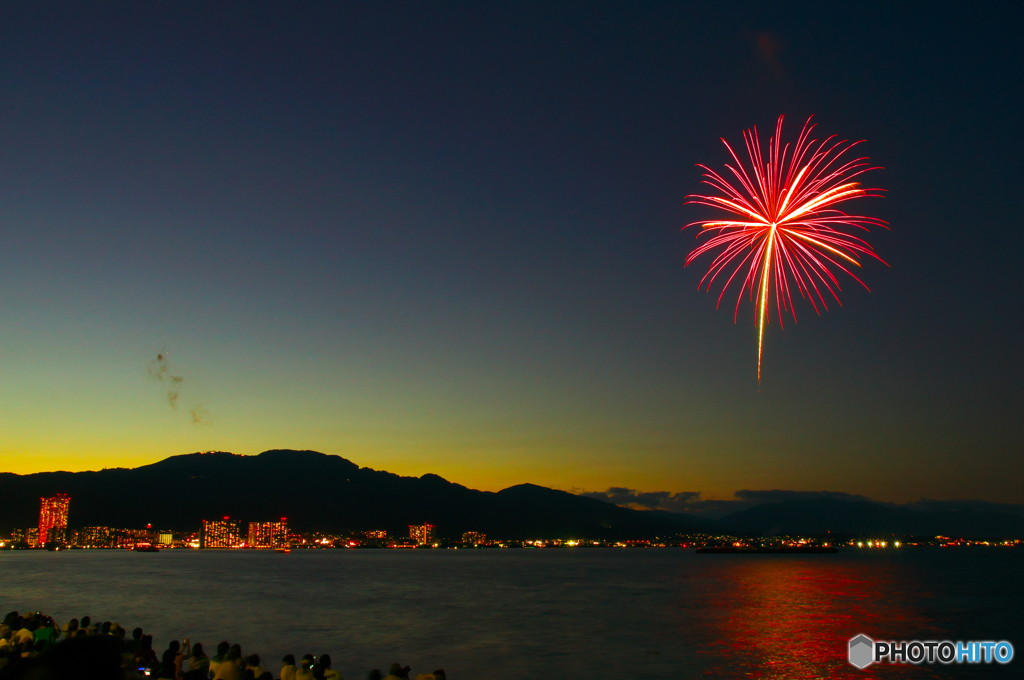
[38,494,70,545]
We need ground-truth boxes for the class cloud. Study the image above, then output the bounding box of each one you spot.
[734,490,877,504]
[577,487,701,513]
[576,486,1024,521]
[575,487,889,520]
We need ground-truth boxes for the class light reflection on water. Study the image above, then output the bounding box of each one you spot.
[1,548,1018,679]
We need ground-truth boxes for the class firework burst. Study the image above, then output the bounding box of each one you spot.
[684,115,887,382]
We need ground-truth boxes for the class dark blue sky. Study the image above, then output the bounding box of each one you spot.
[1,2,1020,503]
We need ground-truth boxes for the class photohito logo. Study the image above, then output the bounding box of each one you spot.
[848,634,1014,668]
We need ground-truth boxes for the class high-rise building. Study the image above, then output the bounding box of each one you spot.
[200,517,243,549]
[26,527,39,547]
[38,494,70,545]
[462,531,487,546]
[409,524,435,546]
[77,527,113,548]
[247,519,289,548]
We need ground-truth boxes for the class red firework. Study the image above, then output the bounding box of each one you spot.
[684,115,887,381]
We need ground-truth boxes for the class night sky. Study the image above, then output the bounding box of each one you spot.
[1,3,1021,505]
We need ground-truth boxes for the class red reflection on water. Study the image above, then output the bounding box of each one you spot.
[695,558,946,679]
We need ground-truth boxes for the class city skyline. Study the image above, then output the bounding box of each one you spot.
[6,451,1023,546]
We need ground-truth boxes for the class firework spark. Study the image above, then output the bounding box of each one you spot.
[684,115,887,382]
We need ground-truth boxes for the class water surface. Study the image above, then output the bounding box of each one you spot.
[1,548,1019,678]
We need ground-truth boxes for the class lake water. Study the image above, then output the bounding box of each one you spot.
[1,548,1019,679]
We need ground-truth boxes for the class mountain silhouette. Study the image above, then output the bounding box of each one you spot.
[4,451,1019,540]
[0,449,703,539]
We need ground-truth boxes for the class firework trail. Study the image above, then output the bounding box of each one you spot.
[684,116,887,381]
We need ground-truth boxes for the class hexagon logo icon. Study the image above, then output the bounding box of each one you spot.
[849,634,874,669]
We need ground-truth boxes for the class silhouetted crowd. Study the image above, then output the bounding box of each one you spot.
[0,611,446,680]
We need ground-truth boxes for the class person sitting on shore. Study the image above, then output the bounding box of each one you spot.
[123,627,143,656]
[80,616,92,632]
[413,670,445,680]
[385,663,410,680]
[34,618,58,651]
[315,654,341,680]
[12,618,34,647]
[22,639,45,659]
[135,634,159,671]
[181,641,208,680]
[295,654,315,680]
[280,654,297,680]
[209,641,231,678]
[62,618,79,639]
[244,653,267,678]
[155,639,181,678]
[0,632,13,673]
[213,644,244,680]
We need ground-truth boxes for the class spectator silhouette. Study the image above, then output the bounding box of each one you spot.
[280,654,297,680]
[6,635,125,680]
[184,642,209,680]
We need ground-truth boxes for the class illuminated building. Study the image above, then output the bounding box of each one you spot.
[38,494,70,545]
[462,531,486,546]
[409,524,435,546]
[113,528,154,549]
[26,527,39,547]
[200,517,243,549]
[158,533,173,545]
[247,519,289,548]
[365,530,388,539]
[77,527,114,548]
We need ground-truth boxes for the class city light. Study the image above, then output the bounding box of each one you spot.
[38,494,70,546]
[5,496,1019,553]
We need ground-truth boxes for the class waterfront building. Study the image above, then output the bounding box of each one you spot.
[201,517,243,548]
[462,531,487,546]
[38,494,70,545]
[247,519,289,548]
[113,528,155,549]
[365,530,388,539]
[77,526,114,548]
[26,527,39,547]
[409,523,435,546]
